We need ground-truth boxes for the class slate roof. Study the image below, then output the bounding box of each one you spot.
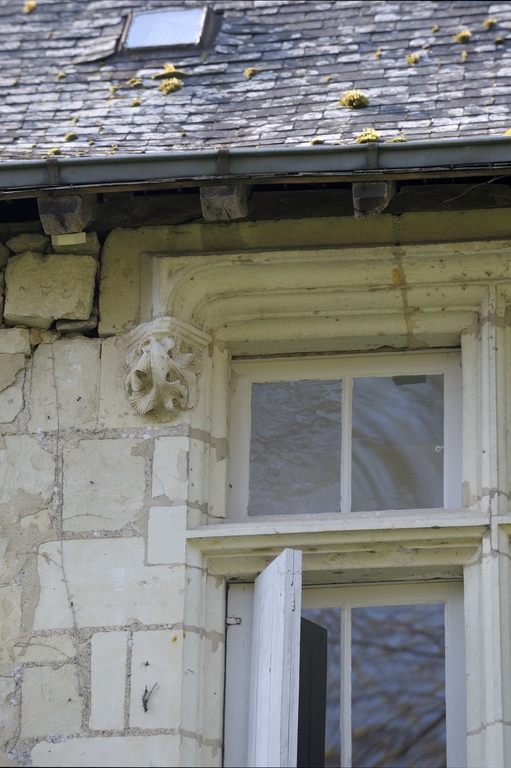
[2,0,511,160]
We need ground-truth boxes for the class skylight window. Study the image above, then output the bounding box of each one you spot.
[124,7,216,50]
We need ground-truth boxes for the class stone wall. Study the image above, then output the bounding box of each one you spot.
[0,230,226,766]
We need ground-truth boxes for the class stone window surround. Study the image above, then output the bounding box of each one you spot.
[97,233,511,765]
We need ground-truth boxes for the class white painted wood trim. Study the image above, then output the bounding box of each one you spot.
[247,548,302,767]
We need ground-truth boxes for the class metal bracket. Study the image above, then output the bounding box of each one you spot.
[45,157,60,185]
[217,149,230,176]
[226,616,242,625]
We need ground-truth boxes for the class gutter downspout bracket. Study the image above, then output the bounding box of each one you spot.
[46,157,60,186]
[217,149,230,177]
[365,142,379,171]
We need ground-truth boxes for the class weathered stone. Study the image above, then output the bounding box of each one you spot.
[0,328,31,355]
[0,354,25,423]
[0,677,16,749]
[0,436,54,506]
[152,436,189,501]
[352,181,396,218]
[62,439,146,532]
[129,630,182,729]
[51,231,101,258]
[0,354,24,393]
[0,243,10,268]
[29,339,100,431]
[147,506,187,564]
[4,252,97,330]
[55,314,98,333]
[32,735,180,767]
[21,666,81,738]
[5,234,49,254]
[0,586,22,667]
[29,329,61,347]
[14,634,76,664]
[34,539,185,629]
[89,632,127,731]
[37,194,97,236]
[200,184,250,221]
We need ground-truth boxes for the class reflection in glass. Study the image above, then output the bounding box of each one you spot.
[249,380,342,516]
[352,375,444,511]
[351,603,446,768]
[302,608,342,768]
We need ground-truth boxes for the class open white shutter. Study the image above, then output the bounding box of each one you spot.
[247,548,302,768]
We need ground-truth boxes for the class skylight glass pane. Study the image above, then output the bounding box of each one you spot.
[125,8,206,49]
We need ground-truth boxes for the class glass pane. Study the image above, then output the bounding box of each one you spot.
[351,375,444,511]
[352,603,446,768]
[302,607,342,768]
[126,9,204,49]
[249,380,342,515]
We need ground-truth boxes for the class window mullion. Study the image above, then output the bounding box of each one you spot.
[341,375,353,514]
[340,604,352,768]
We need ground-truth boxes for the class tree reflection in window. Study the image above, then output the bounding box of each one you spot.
[303,603,446,768]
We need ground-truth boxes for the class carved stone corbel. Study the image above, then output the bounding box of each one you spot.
[124,317,211,422]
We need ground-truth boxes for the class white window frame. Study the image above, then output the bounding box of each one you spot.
[224,566,467,768]
[229,351,462,519]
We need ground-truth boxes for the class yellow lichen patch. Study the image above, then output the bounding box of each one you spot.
[385,135,407,143]
[12,76,19,86]
[72,117,79,123]
[339,90,369,108]
[494,37,505,45]
[151,64,187,80]
[88,140,95,145]
[56,72,66,81]
[483,18,497,30]
[432,24,439,33]
[109,85,119,93]
[47,148,61,155]
[461,50,468,62]
[310,138,324,145]
[325,74,332,83]
[375,49,382,58]
[158,78,183,94]
[180,131,187,137]
[406,53,420,66]
[454,30,472,43]
[23,1,36,13]
[503,128,511,136]
[64,132,78,141]
[244,67,260,79]
[355,128,380,144]
[130,98,141,107]
[127,78,143,88]
[46,30,53,39]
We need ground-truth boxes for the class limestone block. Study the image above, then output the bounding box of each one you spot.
[21,665,81,738]
[4,252,97,329]
[0,328,31,355]
[34,539,185,629]
[29,339,100,431]
[152,437,189,501]
[32,735,180,767]
[99,335,191,429]
[50,231,100,258]
[0,242,10,268]
[89,632,127,731]
[147,506,187,565]
[0,354,25,423]
[0,586,22,666]
[0,677,16,745]
[63,439,146,532]
[14,634,76,663]
[0,435,54,505]
[6,233,49,254]
[129,630,182,729]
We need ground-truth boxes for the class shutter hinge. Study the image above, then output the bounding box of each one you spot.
[291,588,296,612]
[226,616,242,625]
